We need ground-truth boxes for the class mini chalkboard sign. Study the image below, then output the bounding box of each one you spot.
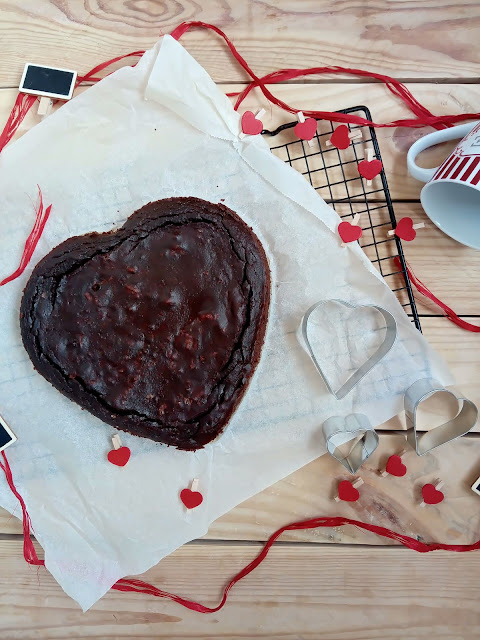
[19,63,77,116]
[0,414,16,454]
[471,475,480,497]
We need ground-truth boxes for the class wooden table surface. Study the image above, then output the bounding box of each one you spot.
[1,2,480,638]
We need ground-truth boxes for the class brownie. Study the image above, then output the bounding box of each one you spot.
[20,197,270,450]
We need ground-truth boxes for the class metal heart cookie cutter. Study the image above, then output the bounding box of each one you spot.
[300,300,397,400]
[323,413,379,473]
[405,378,478,456]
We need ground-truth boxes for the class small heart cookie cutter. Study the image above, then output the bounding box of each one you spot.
[323,413,379,473]
[301,300,397,400]
[405,378,478,456]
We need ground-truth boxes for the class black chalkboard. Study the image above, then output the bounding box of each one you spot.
[20,64,76,100]
[0,415,16,452]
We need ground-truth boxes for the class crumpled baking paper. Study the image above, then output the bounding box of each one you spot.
[0,35,452,610]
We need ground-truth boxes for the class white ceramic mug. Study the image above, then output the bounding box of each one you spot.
[407,121,480,250]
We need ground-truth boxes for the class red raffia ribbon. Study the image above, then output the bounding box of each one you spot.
[75,51,145,86]
[0,92,37,152]
[1,22,480,284]
[394,257,480,333]
[170,21,480,130]
[1,450,480,614]
[0,452,43,566]
[0,186,52,287]
[0,54,146,286]
[1,23,479,611]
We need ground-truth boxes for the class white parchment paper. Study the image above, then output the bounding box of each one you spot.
[0,36,452,610]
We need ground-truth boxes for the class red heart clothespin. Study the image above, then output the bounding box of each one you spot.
[379,450,407,477]
[180,479,204,509]
[294,111,317,146]
[240,109,265,137]
[327,125,363,150]
[338,213,362,246]
[388,217,425,242]
[358,148,383,185]
[107,434,131,467]
[420,480,445,506]
[334,478,363,502]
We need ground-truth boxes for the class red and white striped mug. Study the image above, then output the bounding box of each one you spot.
[407,121,480,249]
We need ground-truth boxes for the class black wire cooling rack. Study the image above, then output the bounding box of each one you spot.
[262,105,421,331]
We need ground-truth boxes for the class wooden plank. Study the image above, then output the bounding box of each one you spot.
[2,82,480,201]
[1,0,480,87]
[2,429,480,543]
[418,317,480,421]
[0,539,479,639]
[208,432,480,545]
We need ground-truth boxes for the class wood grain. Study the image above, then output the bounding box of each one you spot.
[225,82,480,201]
[1,86,479,313]
[2,429,480,544]
[0,539,479,639]
[1,0,480,87]
[209,432,480,546]
[0,12,479,633]
[2,82,480,201]
[2,85,479,314]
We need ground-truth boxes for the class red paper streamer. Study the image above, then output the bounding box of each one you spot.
[394,257,480,332]
[170,21,480,130]
[1,450,480,614]
[0,186,52,287]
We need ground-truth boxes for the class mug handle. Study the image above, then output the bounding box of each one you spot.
[407,122,478,183]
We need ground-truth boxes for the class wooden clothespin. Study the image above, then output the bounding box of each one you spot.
[340,213,362,247]
[334,477,364,502]
[379,449,407,477]
[420,479,445,507]
[180,478,204,509]
[326,126,363,148]
[37,97,53,118]
[107,433,131,467]
[365,148,375,186]
[295,111,316,148]
[239,109,266,139]
[387,222,425,237]
[19,64,77,119]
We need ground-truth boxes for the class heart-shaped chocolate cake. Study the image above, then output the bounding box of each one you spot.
[20,197,270,450]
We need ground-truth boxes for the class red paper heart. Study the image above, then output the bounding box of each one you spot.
[180,488,204,509]
[294,117,317,141]
[422,483,444,505]
[394,217,416,241]
[338,221,362,244]
[107,446,131,467]
[241,110,263,135]
[358,158,383,180]
[330,125,351,150]
[338,480,360,502]
[385,454,407,477]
